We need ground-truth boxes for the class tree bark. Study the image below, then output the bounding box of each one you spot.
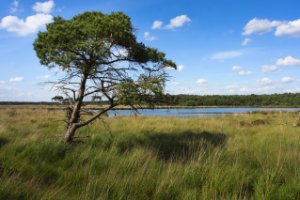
[64,124,78,142]
[64,73,88,142]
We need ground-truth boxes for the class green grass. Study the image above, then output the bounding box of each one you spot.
[1,108,300,199]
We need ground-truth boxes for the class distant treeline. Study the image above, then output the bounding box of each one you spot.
[1,93,300,107]
[160,93,300,107]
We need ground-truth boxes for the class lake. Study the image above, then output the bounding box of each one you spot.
[107,107,300,118]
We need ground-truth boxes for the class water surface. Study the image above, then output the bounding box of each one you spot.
[107,107,300,118]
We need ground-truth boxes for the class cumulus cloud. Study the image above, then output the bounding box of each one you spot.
[177,64,184,72]
[211,50,244,60]
[151,20,163,29]
[143,32,157,41]
[166,15,191,29]
[241,38,252,46]
[261,65,279,73]
[0,0,54,36]
[196,78,208,85]
[257,77,273,86]
[281,76,295,83]
[9,76,24,82]
[33,0,55,14]
[275,19,300,37]
[276,56,300,66]
[243,18,282,35]
[243,18,300,37]
[232,65,253,76]
[0,14,53,36]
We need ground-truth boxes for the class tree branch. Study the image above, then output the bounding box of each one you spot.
[76,104,117,127]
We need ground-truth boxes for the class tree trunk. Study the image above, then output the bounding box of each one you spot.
[63,73,88,142]
[64,124,78,142]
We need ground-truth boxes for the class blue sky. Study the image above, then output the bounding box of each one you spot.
[1,0,300,101]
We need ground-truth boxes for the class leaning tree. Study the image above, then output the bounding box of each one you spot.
[34,12,176,142]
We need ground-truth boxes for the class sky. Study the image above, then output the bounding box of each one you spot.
[1,0,300,101]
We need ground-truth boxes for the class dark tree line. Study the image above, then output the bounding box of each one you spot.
[1,93,300,107]
[159,93,300,107]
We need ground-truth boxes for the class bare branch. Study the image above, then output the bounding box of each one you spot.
[76,104,117,127]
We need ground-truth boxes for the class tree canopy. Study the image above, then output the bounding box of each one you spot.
[33,12,176,142]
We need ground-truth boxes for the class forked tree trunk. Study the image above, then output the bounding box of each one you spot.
[62,74,116,143]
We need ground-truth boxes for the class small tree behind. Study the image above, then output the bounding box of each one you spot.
[91,95,102,103]
[51,95,64,104]
[34,12,176,142]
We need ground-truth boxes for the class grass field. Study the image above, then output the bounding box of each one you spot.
[1,107,300,199]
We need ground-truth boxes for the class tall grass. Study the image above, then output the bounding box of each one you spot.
[0,108,300,199]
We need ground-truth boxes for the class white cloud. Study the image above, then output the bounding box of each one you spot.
[0,80,5,84]
[9,76,24,82]
[275,19,300,37]
[177,64,184,72]
[243,18,300,37]
[143,32,157,41]
[243,18,282,35]
[0,0,54,36]
[152,20,163,29]
[10,0,19,13]
[261,65,279,73]
[257,77,273,86]
[196,78,208,85]
[281,76,295,83]
[241,38,252,46]
[232,65,253,76]
[0,13,53,36]
[166,15,191,29]
[276,56,300,66]
[33,0,55,14]
[211,50,244,60]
